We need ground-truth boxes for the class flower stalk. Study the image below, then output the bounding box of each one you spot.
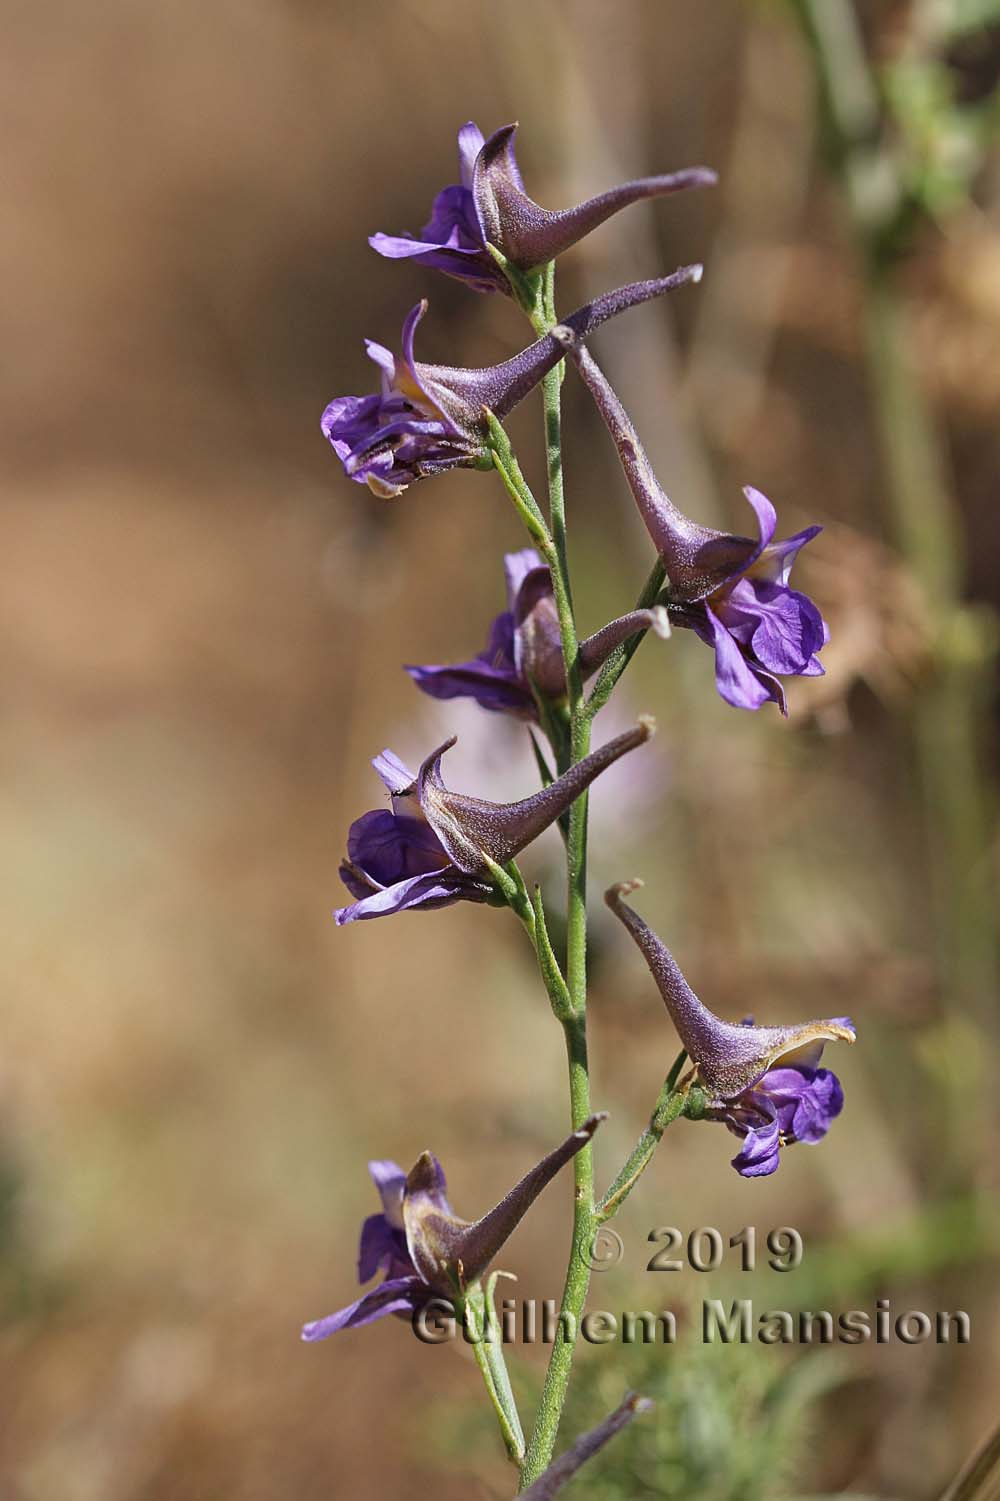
[312,113,861,1494]
[517,261,596,1489]
[597,1051,689,1221]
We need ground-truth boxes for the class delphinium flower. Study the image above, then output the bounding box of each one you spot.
[301,1114,605,1339]
[337,718,655,923]
[323,271,700,498]
[405,548,669,720]
[370,120,716,293]
[575,349,828,712]
[605,882,855,1177]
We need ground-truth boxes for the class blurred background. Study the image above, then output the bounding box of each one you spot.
[2,1,999,1496]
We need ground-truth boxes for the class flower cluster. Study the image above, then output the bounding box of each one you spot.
[310,116,856,1491]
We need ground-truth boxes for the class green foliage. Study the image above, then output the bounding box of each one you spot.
[554,1330,847,1501]
[429,1320,848,1500]
[883,52,999,223]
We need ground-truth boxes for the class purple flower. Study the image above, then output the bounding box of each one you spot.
[322,270,701,497]
[405,549,669,720]
[605,881,855,1177]
[722,1062,846,1178]
[370,121,716,291]
[369,123,508,293]
[337,719,656,923]
[302,1114,605,1340]
[574,349,828,713]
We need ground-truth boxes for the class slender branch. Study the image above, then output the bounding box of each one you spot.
[597,1055,688,1221]
[519,265,596,1489]
[462,1283,525,1468]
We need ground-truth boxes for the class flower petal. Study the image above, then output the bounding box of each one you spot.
[301,1276,423,1341]
[731,1113,782,1177]
[405,660,534,716]
[752,524,823,586]
[741,485,778,558]
[716,580,827,676]
[357,1213,405,1283]
[367,1160,408,1228]
[334,869,486,925]
[372,749,416,795]
[697,605,774,711]
[504,548,545,611]
[457,121,486,188]
[405,610,534,717]
[344,809,448,889]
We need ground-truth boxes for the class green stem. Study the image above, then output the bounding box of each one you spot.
[463,1284,525,1468]
[520,266,595,1489]
[597,1064,688,1221]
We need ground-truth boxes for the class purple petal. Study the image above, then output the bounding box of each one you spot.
[405,609,534,716]
[345,809,448,888]
[696,606,775,711]
[406,661,534,716]
[301,1276,423,1340]
[372,749,416,795]
[457,122,486,189]
[419,185,483,251]
[753,525,823,586]
[742,486,778,557]
[369,231,461,260]
[409,248,508,293]
[334,869,488,925]
[357,1214,402,1282]
[749,1064,845,1146]
[504,548,545,612]
[512,566,565,699]
[320,393,386,452]
[367,1160,407,1226]
[363,340,397,384]
[398,300,461,433]
[731,1112,782,1178]
[481,609,518,671]
[716,580,827,676]
[790,1069,844,1144]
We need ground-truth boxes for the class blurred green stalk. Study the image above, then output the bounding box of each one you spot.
[790,0,998,1175]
